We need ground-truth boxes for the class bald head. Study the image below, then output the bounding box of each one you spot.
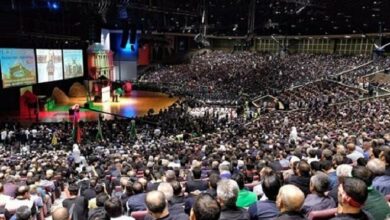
[52,208,69,220]
[276,185,304,213]
[367,158,386,176]
[347,143,356,153]
[146,191,167,215]
[157,182,173,201]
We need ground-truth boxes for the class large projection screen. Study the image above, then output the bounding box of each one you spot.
[36,49,63,83]
[0,48,37,88]
[63,49,84,79]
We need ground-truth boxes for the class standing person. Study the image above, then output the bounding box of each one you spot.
[62,184,88,220]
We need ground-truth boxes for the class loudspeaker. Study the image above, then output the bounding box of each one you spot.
[130,23,137,44]
[120,23,130,48]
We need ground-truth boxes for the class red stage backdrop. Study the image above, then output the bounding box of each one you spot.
[138,44,150,66]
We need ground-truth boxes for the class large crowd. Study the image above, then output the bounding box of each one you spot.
[1,50,390,220]
[142,51,371,102]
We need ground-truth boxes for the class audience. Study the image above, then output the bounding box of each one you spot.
[1,50,390,220]
[301,172,336,215]
[352,166,390,220]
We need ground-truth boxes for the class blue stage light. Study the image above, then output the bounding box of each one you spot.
[52,2,59,9]
[47,1,60,10]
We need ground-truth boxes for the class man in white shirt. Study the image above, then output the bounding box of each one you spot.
[5,185,36,215]
[0,183,12,207]
[346,143,364,164]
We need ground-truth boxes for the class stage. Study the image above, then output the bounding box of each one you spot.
[0,90,179,123]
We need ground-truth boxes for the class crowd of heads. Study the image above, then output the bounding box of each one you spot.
[0,50,390,220]
[143,51,371,103]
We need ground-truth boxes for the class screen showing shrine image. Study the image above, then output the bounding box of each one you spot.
[0,48,37,88]
[63,49,84,79]
[36,49,63,83]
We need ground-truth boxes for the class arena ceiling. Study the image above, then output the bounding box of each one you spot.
[0,0,389,43]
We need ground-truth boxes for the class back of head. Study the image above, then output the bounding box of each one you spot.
[310,172,329,195]
[15,206,31,220]
[52,207,69,220]
[105,197,123,218]
[208,173,221,190]
[146,191,167,215]
[320,160,333,171]
[276,185,304,212]
[231,173,245,190]
[336,164,352,178]
[96,193,110,207]
[16,185,29,198]
[170,181,182,196]
[297,161,311,177]
[157,182,173,201]
[192,167,202,179]
[95,184,104,194]
[165,170,176,182]
[133,182,144,194]
[340,177,368,208]
[347,143,356,153]
[68,184,79,196]
[366,158,385,176]
[262,175,282,201]
[216,179,239,208]
[351,166,373,187]
[191,194,221,220]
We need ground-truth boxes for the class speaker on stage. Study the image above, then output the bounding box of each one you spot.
[69,108,74,116]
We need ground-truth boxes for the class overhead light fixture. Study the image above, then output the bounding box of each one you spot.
[233,24,238,31]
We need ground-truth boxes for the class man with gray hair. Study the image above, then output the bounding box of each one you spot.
[218,162,231,179]
[157,182,187,217]
[14,206,32,220]
[302,172,336,215]
[216,179,249,220]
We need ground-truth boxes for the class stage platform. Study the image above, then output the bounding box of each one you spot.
[0,90,179,123]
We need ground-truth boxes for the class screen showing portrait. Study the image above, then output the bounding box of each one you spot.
[36,49,63,83]
[63,49,84,79]
[0,48,37,88]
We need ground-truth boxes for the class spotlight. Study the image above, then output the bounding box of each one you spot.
[52,2,59,9]
[47,0,60,10]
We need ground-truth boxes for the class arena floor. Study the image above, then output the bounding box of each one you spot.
[0,90,179,123]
